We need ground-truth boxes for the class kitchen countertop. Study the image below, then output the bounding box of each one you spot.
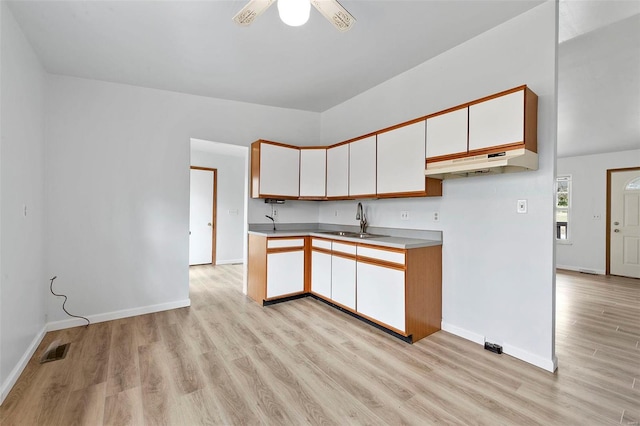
[248,229,441,249]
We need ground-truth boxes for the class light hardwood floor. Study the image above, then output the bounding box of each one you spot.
[1,267,638,425]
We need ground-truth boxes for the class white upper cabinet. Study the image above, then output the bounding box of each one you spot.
[349,136,377,197]
[255,142,300,198]
[377,121,426,195]
[468,89,525,152]
[326,144,349,198]
[426,107,468,159]
[299,148,326,198]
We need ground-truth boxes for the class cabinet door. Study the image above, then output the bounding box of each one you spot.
[300,149,326,198]
[331,255,356,309]
[349,136,377,197]
[266,250,304,298]
[311,250,332,299]
[377,121,426,195]
[326,144,349,197]
[356,262,405,332]
[468,90,525,151]
[260,143,300,197]
[426,107,468,159]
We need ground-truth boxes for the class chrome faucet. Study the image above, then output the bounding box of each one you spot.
[356,202,367,234]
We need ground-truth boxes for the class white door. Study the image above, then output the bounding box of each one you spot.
[311,250,332,299]
[331,255,356,309]
[610,169,640,278]
[267,251,305,298]
[189,168,215,265]
[356,261,405,332]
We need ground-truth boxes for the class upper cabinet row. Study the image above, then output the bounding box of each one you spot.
[426,86,537,161]
[252,122,440,200]
[251,85,536,200]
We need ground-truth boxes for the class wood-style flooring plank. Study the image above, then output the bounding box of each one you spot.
[1,266,638,425]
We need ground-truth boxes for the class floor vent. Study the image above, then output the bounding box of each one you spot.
[40,342,70,364]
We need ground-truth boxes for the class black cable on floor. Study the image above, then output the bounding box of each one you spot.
[49,276,90,327]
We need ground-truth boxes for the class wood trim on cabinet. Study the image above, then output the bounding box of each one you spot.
[466,142,528,157]
[266,246,305,255]
[247,234,267,304]
[355,255,405,271]
[523,87,538,153]
[298,196,329,201]
[331,251,357,261]
[256,139,300,149]
[405,245,442,341]
[427,142,527,164]
[251,142,261,198]
[466,84,528,107]
[311,247,332,256]
[299,146,329,150]
[304,237,311,293]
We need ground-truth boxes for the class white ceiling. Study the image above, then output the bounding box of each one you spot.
[6,0,640,157]
[7,0,543,112]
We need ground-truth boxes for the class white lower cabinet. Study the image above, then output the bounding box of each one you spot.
[311,251,332,299]
[356,261,405,332]
[266,251,305,298]
[331,255,356,310]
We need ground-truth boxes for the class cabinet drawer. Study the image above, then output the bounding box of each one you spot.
[267,238,305,249]
[332,242,357,255]
[311,238,332,250]
[357,246,405,266]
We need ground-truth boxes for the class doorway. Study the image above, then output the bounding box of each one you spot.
[190,167,217,265]
[607,167,640,278]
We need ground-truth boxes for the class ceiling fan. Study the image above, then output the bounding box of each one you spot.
[233,0,356,32]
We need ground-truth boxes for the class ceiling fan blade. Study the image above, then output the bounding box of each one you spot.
[232,0,276,26]
[311,0,356,32]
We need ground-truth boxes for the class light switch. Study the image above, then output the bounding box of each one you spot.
[517,199,527,214]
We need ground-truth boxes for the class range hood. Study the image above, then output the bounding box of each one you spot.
[425,148,538,179]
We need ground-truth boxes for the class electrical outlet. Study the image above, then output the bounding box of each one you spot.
[400,211,409,220]
[273,209,278,216]
[592,214,601,220]
[517,199,527,214]
[433,212,439,222]
[334,210,338,217]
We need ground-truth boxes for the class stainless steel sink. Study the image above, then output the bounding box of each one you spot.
[319,231,387,239]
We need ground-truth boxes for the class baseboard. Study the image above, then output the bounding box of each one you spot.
[441,321,557,373]
[503,343,558,373]
[556,265,605,275]
[1,325,47,405]
[215,259,243,265]
[46,298,191,331]
[441,321,484,345]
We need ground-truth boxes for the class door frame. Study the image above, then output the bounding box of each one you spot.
[190,166,218,265]
[605,166,640,275]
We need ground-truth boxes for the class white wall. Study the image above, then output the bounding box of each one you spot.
[556,149,640,274]
[319,2,558,371]
[0,2,47,402]
[190,148,246,264]
[44,74,321,326]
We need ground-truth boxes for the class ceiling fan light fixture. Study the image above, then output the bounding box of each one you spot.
[278,0,311,27]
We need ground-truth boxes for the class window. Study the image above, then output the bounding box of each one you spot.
[556,176,571,240]
[625,177,640,190]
